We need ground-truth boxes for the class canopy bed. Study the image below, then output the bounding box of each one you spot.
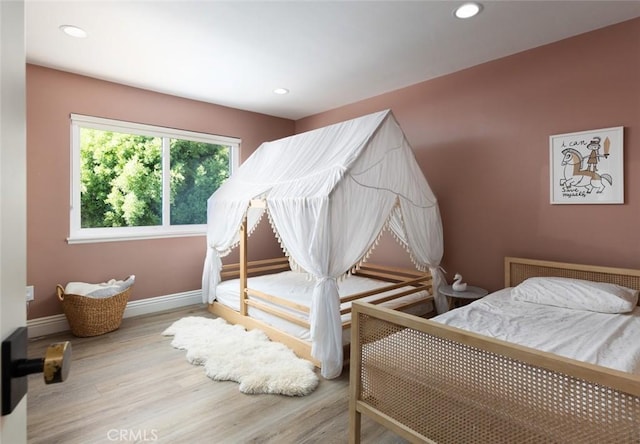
[349,257,640,443]
[210,240,434,368]
[202,110,445,378]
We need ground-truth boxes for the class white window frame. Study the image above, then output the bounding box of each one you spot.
[68,114,239,244]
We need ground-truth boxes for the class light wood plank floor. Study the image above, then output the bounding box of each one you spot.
[27,305,408,444]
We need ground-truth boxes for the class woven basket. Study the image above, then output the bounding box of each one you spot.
[56,284,131,337]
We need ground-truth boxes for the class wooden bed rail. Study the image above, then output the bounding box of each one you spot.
[353,263,427,283]
[350,301,640,444]
[220,257,290,281]
[221,259,430,283]
[340,276,431,303]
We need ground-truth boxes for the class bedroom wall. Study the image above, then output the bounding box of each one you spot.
[296,18,640,292]
[26,65,290,319]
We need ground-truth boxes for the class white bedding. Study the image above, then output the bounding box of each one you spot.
[433,288,640,374]
[216,271,431,343]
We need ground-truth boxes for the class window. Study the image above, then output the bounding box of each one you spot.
[69,114,239,243]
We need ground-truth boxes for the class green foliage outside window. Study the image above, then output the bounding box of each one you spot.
[169,138,230,225]
[80,128,229,228]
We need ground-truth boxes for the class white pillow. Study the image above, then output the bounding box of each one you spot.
[512,277,639,313]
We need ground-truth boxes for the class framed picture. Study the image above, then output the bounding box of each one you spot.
[549,126,624,204]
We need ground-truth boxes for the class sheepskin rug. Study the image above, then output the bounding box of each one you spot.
[163,316,319,396]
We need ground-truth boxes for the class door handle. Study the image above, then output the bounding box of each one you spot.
[2,326,72,415]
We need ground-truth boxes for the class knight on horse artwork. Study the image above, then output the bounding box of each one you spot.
[551,128,622,204]
[560,143,612,194]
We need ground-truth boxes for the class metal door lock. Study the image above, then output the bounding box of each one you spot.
[2,326,71,415]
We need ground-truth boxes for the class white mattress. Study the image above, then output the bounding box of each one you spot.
[433,288,640,374]
[216,271,432,343]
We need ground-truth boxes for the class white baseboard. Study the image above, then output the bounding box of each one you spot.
[27,289,204,339]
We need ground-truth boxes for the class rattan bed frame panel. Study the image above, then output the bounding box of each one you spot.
[505,257,640,301]
[350,257,640,444]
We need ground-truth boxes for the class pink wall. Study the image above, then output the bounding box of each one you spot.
[296,18,640,292]
[27,18,640,319]
[27,65,290,319]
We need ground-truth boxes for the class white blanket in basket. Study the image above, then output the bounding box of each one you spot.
[65,275,135,299]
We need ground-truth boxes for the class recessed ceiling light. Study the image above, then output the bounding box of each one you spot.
[273,88,289,95]
[59,25,87,39]
[454,2,483,19]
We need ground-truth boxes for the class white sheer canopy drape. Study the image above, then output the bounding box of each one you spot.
[202,110,444,378]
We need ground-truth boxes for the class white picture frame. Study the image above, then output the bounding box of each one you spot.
[549,126,624,204]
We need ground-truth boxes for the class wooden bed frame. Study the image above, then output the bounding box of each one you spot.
[349,257,640,443]
[208,216,434,367]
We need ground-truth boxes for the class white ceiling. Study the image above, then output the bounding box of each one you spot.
[26,1,640,120]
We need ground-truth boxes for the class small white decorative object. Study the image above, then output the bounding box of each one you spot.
[452,273,467,292]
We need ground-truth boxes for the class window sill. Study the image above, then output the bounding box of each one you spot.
[67,230,206,245]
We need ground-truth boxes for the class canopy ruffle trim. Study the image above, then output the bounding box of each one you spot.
[266,208,301,271]
[262,198,429,281]
[214,206,267,258]
[387,203,429,273]
[350,200,430,274]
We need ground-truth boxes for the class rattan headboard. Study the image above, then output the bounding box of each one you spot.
[505,257,640,304]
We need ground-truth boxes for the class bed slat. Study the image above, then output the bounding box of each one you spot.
[339,285,432,315]
[354,265,426,281]
[245,288,310,314]
[222,256,289,272]
[221,257,290,280]
[340,277,431,303]
[244,300,310,329]
[356,263,426,277]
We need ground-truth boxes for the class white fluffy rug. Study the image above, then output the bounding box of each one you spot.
[162,316,319,396]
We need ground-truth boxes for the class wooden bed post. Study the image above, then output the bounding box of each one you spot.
[349,303,363,444]
[239,216,248,316]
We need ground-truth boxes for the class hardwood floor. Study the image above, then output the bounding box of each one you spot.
[27,305,408,444]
